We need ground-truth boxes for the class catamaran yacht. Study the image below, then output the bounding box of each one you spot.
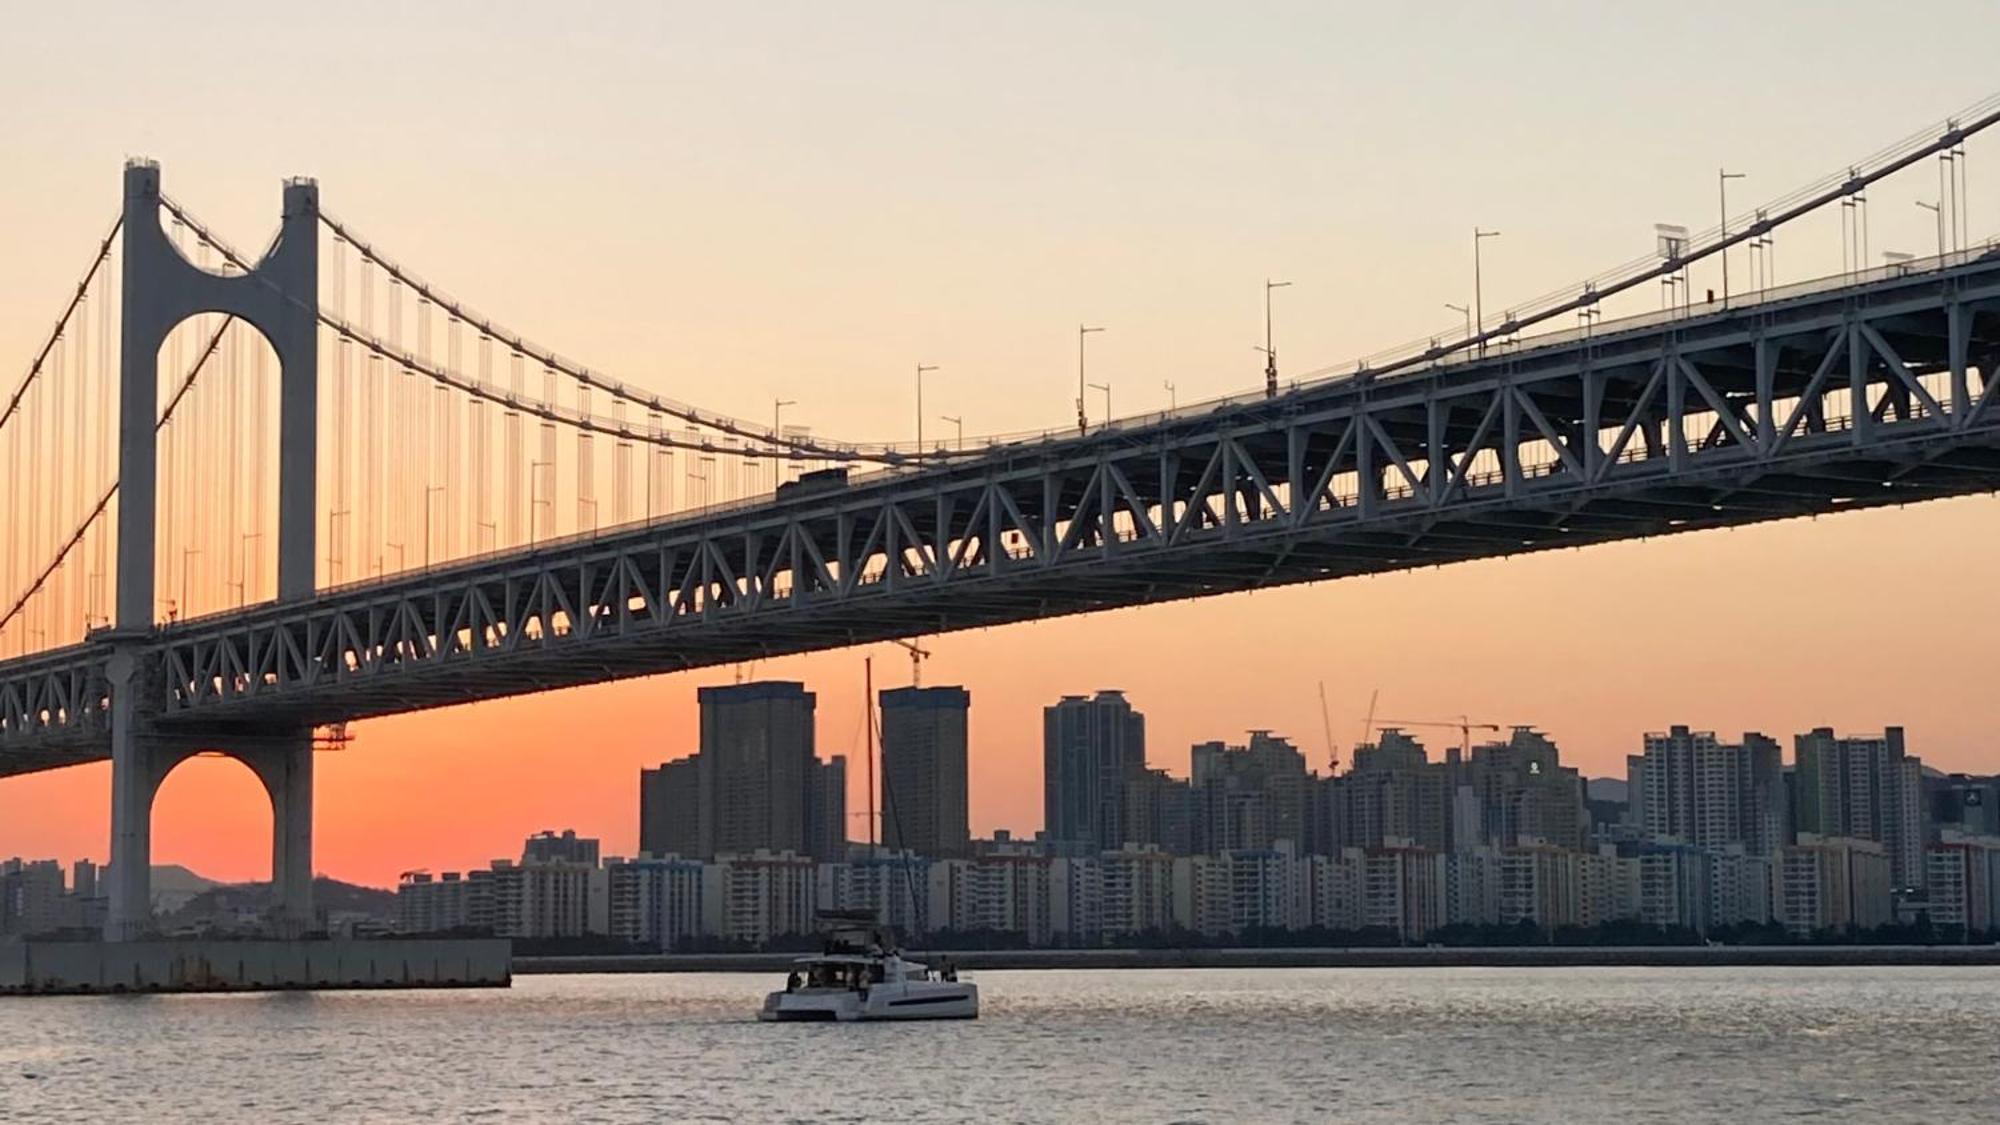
[759,912,977,1022]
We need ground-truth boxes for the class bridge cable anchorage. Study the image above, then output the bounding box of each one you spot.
[157,196,915,467]
[0,216,123,436]
[0,306,247,639]
[1288,89,2000,388]
[316,207,970,466]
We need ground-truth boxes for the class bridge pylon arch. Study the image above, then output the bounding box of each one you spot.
[105,161,319,941]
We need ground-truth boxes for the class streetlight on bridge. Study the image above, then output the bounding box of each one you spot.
[1444,302,1470,340]
[1473,229,1501,355]
[1076,326,1104,435]
[773,398,796,491]
[1916,199,1944,257]
[1259,279,1291,398]
[1718,168,1746,302]
[1088,382,1111,428]
[915,365,938,465]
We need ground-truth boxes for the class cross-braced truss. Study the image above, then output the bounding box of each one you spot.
[6,254,2000,776]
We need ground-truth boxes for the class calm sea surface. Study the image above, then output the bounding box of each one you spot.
[1,966,1996,1123]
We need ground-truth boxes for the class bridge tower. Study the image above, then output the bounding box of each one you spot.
[104,162,320,940]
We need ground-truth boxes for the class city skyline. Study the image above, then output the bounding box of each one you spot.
[5,3,2000,893]
[6,677,1972,887]
[18,704,1987,946]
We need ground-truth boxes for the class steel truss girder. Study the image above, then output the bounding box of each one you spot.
[6,255,2000,775]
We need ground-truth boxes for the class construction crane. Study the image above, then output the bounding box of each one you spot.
[1371,715,1504,758]
[1317,681,1340,774]
[888,637,931,687]
[1356,688,1379,752]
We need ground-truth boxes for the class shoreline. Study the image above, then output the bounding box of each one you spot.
[513,944,2000,974]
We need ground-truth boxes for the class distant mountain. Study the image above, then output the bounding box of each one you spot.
[149,864,224,913]
[1586,777,1628,804]
[158,876,398,933]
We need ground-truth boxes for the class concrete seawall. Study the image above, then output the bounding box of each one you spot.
[514,944,2000,975]
[0,938,512,996]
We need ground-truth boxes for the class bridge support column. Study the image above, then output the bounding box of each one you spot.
[239,736,315,938]
[104,647,182,941]
[104,643,315,939]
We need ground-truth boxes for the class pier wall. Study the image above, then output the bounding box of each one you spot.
[0,938,511,995]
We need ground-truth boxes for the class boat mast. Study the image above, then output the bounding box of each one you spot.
[865,655,876,859]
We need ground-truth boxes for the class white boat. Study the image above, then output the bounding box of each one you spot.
[759,917,977,1022]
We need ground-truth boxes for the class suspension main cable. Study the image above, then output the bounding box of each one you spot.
[315,209,964,463]
[159,195,902,465]
[1,217,123,436]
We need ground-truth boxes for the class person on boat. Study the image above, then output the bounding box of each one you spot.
[785,970,801,993]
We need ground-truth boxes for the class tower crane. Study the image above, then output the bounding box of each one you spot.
[1317,681,1340,774]
[1371,715,1506,758]
[888,637,931,687]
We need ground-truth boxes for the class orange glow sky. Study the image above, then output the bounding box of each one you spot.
[3,3,1998,885]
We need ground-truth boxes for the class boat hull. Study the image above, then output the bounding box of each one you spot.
[759,982,979,1022]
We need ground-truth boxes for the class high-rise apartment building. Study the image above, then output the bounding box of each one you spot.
[644,683,847,862]
[1778,834,1892,937]
[1190,731,1310,854]
[805,754,847,863]
[1926,831,2000,934]
[606,855,706,950]
[1464,728,1588,851]
[880,685,971,859]
[1123,767,1194,855]
[703,850,818,946]
[1793,727,1926,891]
[1630,727,1786,856]
[698,681,818,858]
[523,829,600,867]
[1929,774,2000,838]
[639,757,702,858]
[1043,691,1147,851]
[1331,730,1452,852]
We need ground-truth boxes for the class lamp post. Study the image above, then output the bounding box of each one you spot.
[1163,380,1177,412]
[940,414,963,450]
[1473,229,1501,355]
[1718,168,1746,302]
[914,365,937,464]
[1260,279,1291,398]
[1088,381,1111,427]
[1077,325,1103,435]
[1917,199,1944,257]
[1444,302,1471,339]
[773,398,795,492]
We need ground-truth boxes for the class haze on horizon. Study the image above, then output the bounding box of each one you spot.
[2,0,1997,886]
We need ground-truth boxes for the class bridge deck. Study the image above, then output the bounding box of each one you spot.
[7,253,2000,775]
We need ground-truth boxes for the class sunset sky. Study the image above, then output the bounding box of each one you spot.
[3,1,1998,886]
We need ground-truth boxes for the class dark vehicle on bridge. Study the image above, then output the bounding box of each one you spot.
[776,466,851,501]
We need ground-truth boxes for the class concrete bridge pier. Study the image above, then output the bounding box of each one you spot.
[105,650,315,940]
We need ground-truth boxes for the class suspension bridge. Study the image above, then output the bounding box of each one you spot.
[6,95,2000,939]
